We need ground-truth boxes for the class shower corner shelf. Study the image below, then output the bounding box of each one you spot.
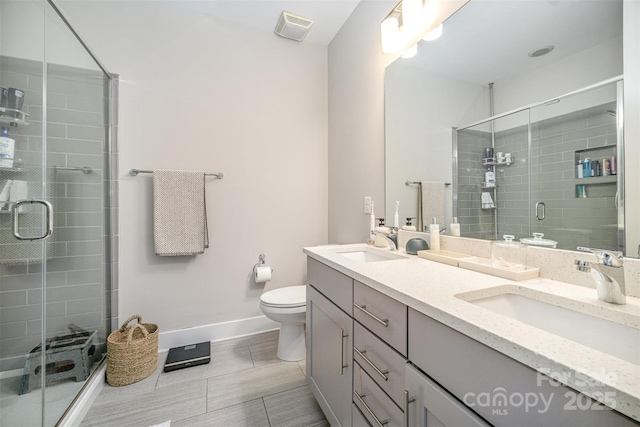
[0,108,30,126]
[482,157,512,167]
[0,166,21,173]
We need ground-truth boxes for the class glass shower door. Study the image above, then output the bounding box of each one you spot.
[455,109,530,241]
[1,0,113,425]
[0,0,48,425]
[529,80,622,252]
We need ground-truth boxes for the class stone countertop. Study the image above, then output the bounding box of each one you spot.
[303,243,640,422]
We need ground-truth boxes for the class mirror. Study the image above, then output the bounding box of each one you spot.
[384,0,635,256]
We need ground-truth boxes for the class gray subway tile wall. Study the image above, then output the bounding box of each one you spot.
[456,101,618,250]
[0,56,115,370]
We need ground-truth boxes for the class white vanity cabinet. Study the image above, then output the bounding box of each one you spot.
[307,258,354,427]
[306,255,639,427]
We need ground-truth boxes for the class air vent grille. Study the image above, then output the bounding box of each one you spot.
[274,11,313,42]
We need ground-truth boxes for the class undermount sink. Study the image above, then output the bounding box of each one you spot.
[336,247,405,263]
[459,290,640,365]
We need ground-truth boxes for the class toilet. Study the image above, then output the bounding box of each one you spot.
[259,285,306,361]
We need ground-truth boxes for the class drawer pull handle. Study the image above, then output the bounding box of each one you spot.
[403,390,416,427]
[354,304,389,327]
[339,328,349,375]
[354,347,389,381]
[353,390,389,427]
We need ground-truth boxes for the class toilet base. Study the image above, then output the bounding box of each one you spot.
[277,322,306,361]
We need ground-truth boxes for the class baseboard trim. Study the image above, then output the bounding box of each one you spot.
[158,315,280,351]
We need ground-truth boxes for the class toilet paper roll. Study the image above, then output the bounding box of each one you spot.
[255,266,272,283]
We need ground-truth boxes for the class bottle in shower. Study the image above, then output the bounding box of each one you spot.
[0,127,15,168]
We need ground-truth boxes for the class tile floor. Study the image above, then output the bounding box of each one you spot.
[81,331,328,427]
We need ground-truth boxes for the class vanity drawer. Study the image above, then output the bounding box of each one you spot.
[352,403,372,427]
[307,257,353,314]
[354,281,407,356]
[354,321,406,408]
[353,362,403,427]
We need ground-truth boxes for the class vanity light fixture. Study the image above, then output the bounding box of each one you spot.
[381,0,469,55]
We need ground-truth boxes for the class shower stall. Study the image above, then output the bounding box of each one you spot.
[0,1,116,425]
[453,77,624,252]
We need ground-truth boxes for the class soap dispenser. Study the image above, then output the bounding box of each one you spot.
[402,217,416,231]
[429,217,441,251]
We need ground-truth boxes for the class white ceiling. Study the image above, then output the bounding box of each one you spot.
[407,0,623,85]
[161,0,363,45]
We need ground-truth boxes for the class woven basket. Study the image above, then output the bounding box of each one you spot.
[106,315,158,387]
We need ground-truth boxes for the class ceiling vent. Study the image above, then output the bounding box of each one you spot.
[274,11,313,42]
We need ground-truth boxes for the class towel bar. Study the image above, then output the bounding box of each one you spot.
[129,169,223,179]
[405,181,450,186]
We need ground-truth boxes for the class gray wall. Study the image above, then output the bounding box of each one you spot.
[0,56,110,368]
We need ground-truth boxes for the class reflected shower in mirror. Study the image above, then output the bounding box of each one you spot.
[383,0,635,256]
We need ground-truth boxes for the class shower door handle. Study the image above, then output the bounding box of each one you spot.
[11,200,53,241]
[535,202,545,221]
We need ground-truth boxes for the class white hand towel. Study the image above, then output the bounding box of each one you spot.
[153,170,208,256]
[421,181,445,230]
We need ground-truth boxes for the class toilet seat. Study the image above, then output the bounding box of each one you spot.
[260,285,306,308]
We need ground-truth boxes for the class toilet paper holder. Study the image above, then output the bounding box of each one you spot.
[253,253,273,274]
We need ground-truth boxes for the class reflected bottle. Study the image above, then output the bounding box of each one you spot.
[583,158,591,178]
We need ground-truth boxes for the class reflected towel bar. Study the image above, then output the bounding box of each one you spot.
[129,169,224,179]
[406,181,450,186]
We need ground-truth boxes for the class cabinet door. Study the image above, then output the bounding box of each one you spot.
[406,363,490,427]
[307,284,353,427]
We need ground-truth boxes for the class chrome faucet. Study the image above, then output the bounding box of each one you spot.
[575,247,626,305]
[374,229,398,251]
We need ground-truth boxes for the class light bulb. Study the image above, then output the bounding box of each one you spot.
[381,17,402,54]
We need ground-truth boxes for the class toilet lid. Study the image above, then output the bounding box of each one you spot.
[260,285,306,308]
